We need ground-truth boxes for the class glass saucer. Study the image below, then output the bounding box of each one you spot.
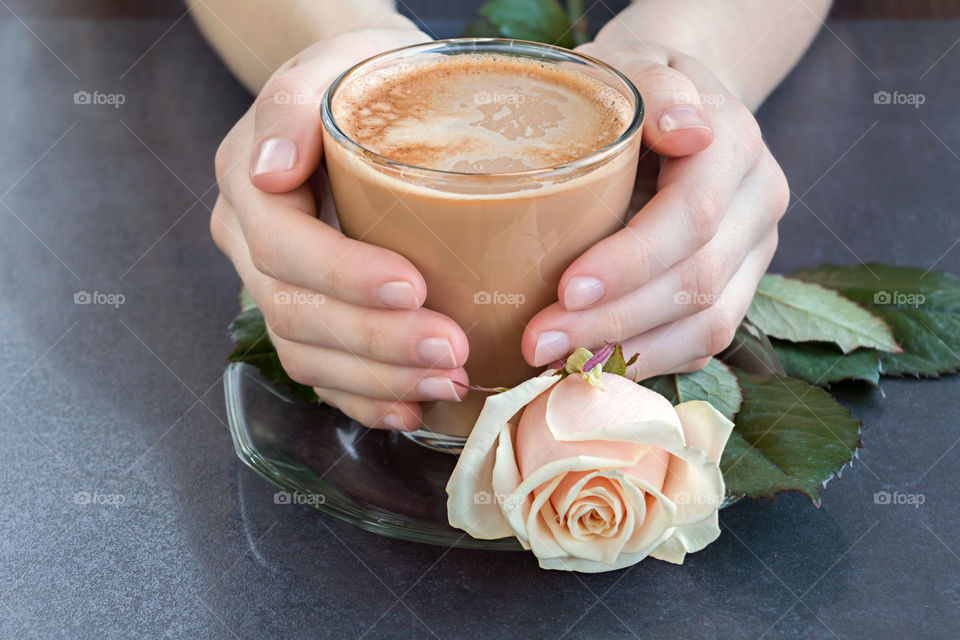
[224,362,521,549]
[224,362,744,549]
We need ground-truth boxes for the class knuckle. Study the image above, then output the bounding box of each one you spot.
[763,229,780,261]
[359,315,391,357]
[684,185,723,244]
[733,104,763,153]
[255,73,320,120]
[768,163,791,218]
[689,253,727,305]
[275,346,311,387]
[325,261,351,300]
[214,140,229,182]
[620,227,653,280]
[599,306,628,342]
[267,301,296,341]
[704,306,739,355]
[258,285,281,327]
[245,222,277,276]
[209,202,229,254]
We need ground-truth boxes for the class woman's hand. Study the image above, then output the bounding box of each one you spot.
[521,41,789,378]
[212,28,472,431]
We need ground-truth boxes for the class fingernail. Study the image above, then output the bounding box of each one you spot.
[563,276,605,310]
[252,138,297,176]
[417,337,457,368]
[659,107,708,133]
[534,331,571,366]
[383,412,406,430]
[377,281,419,309]
[418,376,461,402]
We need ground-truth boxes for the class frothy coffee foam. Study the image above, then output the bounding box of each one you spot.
[332,54,633,172]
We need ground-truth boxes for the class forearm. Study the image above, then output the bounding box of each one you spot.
[189,0,417,92]
[596,0,832,110]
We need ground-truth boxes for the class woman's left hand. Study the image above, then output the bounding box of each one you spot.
[521,41,789,379]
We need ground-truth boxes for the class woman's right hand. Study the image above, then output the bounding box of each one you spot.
[211,28,470,431]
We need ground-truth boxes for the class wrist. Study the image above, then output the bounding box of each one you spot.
[592,3,708,62]
[298,5,421,51]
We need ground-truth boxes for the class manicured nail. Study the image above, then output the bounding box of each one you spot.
[383,412,406,430]
[417,337,457,368]
[252,138,297,176]
[377,281,419,309]
[418,376,461,402]
[563,276,605,310]
[659,107,708,133]
[534,331,571,366]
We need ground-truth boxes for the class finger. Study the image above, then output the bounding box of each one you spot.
[222,200,467,367]
[269,328,469,403]
[526,166,786,365]
[578,44,714,157]
[622,235,778,381]
[261,290,468,369]
[221,142,431,310]
[249,29,431,193]
[313,386,422,431]
[674,358,712,374]
[557,104,772,312]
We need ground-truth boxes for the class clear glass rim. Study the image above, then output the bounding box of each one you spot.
[320,38,645,181]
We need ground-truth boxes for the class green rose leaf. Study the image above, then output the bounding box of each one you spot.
[479,0,575,48]
[793,264,960,377]
[720,370,862,505]
[720,318,786,376]
[747,274,900,354]
[771,339,881,387]
[641,358,742,422]
[228,289,318,403]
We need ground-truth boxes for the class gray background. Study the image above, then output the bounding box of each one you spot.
[1,6,959,640]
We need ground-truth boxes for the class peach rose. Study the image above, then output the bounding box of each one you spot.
[446,371,734,572]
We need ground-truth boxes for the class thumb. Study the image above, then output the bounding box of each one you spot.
[629,62,714,157]
[249,30,432,194]
[248,63,333,193]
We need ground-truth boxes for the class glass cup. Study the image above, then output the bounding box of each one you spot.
[320,38,644,453]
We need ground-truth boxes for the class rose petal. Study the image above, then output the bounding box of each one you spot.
[517,382,649,475]
[446,373,561,539]
[659,447,727,526]
[544,374,685,445]
[539,484,635,564]
[674,401,735,465]
[553,472,624,523]
[523,474,571,561]
[491,427,530,543]
[619,447,670,493]
[649,511,721,565]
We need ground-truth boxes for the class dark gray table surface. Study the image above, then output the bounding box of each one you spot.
[1,11,959,640]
